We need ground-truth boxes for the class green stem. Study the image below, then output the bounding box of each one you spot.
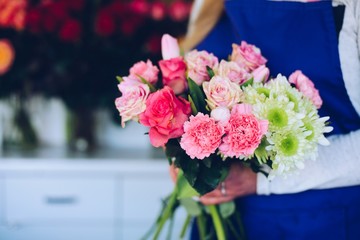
[166,212,175,240]
[235,211,246,239]
[152,190,178,240]
[179,214,192,239]
[196,214,207,240]
[208,205,226,240]
[225,218,242,240]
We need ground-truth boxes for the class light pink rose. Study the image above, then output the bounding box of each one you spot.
[115,83,150,127]
[180,113,225,159]
[252,65,270,83]
[161,34,180,60]
[203,76,243,110]
[216,60,252,85]
[219,104,268,158]
[289,70,323,109]
[129,59,159,85]
[230,41,267,72]
[139,86,191,147]
[185,50,219,85]
[118,76,143,91]
[159,57,187,94]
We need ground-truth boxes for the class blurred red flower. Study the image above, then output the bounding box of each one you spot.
[0,39,15,75]
[129,0,149,15]
[62,0,84,11]
[95,8,116,37]
[168,1,191,22]
[59,19,82,43]
[25,7,42,33]
[0,0,27,30]
[151,1,166,21]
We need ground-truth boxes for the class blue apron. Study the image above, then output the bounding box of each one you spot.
[191,0,360,239]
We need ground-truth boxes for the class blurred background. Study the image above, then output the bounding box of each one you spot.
[0,0,192,239]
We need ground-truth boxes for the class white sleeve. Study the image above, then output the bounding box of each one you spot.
[257,0,360,195]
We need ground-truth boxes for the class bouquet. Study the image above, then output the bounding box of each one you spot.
[115,34,333,239]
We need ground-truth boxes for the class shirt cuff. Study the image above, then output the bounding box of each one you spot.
[256,173,271,195]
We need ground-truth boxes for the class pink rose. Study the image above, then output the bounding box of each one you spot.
[118,76,142,90]
[289,70,323,109]
[159,57,187,94]
[216,60,252,85]
[161,34,180,60]
[185,50,219,85]
[203,76,243,110]
[219,104,268,158]
[139,86,191,147]
[180,113,225,159]
[230,41,267,72]
[252,65,270,83]
[115,83,150,127]
[129,59,159,85]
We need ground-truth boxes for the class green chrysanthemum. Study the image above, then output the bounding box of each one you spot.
[266,128,309,176]
[252,95,304,132]
[242,83,268,105]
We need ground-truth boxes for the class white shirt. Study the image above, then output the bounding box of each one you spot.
[257,0,360,195]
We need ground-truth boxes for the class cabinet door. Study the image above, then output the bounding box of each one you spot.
[0,225,115,240]
[5,177,116,223]
[0,177,4,224]
[121,175,187,239]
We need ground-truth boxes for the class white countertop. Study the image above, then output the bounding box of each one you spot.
[0,147,170,175]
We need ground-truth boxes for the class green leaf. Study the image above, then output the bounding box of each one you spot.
[116,76,123,83]
[203,157,212,168]
[240,77,254,89]
[137,74,157,92]
[192,155,230,195]
[206,66,215,78]
[177,170,200,199]
[188,95,198,115]
[219,201,236,218]
[165,139,183,158]
[254,138,269,164]
[176,151,200,186]
[187,77,208,114]
[179,198,202,216]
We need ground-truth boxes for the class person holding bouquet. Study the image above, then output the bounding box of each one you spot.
[179,0,360,239]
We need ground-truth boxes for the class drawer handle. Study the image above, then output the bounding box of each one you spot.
[45,196,77,205]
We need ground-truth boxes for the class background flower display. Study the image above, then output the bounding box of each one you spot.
[0,0,192,149]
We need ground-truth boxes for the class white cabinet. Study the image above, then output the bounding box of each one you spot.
[0,154,187,240]
[5,178,117,223]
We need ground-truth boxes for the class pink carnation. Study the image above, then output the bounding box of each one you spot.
[129,59,159,85]
[115,83,150,127]
[180,113,225,160]
[185,50,219,85]
[139,86,191,147]
[289,70,323,109]
[219,104,268,158]
[230,41,267,72]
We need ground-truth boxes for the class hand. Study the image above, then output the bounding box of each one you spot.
[169,163,179,183]
[200,162,257,205]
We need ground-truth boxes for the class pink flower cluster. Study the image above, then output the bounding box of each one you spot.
[289,70,323,109]
[180,104,268,160]
[115,34,325,165]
